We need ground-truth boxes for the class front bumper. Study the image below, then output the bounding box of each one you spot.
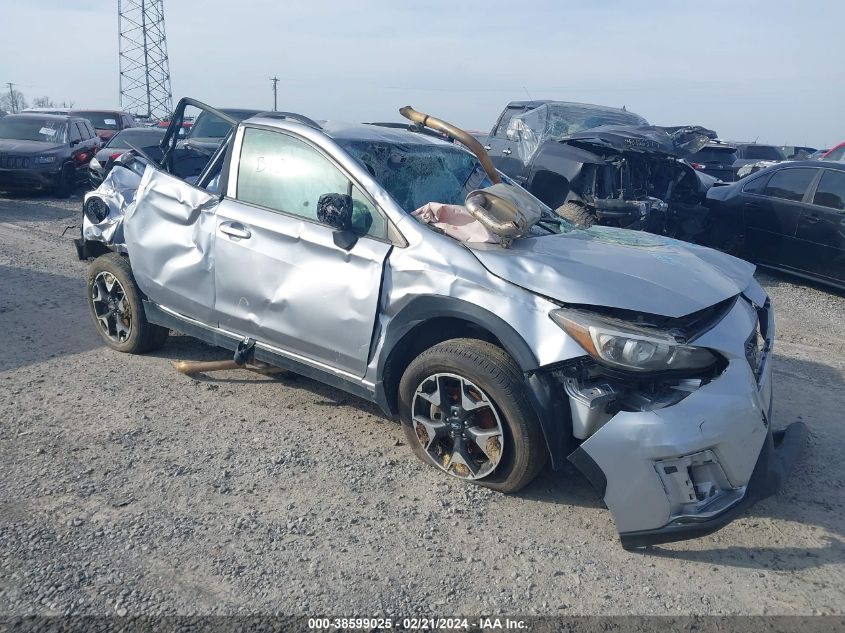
[566,295,805,547]
[617,421,806,548]
[0,167,60,191]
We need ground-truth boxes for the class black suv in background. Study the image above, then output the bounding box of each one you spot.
[687,141,738,181]
[0,113,100,196]
[732,143,786,179]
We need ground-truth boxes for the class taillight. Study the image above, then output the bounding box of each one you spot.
[109,152,123,161]
[690,162,706,170]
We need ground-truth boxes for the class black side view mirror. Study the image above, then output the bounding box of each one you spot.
[317,193,357,250]
[70,138,81,147]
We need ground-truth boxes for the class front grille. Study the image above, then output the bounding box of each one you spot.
[0,154,31,169]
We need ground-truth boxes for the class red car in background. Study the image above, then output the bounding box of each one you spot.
[71,110,137,142]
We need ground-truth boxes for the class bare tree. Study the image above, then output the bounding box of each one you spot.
[60,100,75,109]
[0,87,28,113]
[32,96,55,108]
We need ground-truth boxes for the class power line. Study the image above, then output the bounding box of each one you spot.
[269,76,279,112]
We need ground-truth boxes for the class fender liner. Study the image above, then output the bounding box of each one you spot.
[375,295,571,468]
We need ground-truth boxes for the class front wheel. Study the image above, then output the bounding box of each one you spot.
[54,164,75,198]
[398,339,547,493]
[86,253,169,354]
[555,201,596,228]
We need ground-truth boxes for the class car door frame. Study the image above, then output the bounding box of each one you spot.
[214,121,400,379]
[741,165,820,269]
[793,167,845,283]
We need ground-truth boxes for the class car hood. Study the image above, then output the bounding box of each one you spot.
[560,125,716,159]
[469,226,755,318]
[0,139,65,154]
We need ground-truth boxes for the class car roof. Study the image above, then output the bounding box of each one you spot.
[6,112,76,122]
[70,109,129,114]
[243,115,457,147]
[752,160,845,174]
[114,126,165,134]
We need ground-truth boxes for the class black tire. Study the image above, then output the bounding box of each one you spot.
[555,201,596,228]
[398,338,547,493]
[86,253,169,354]
[54,164,75,198]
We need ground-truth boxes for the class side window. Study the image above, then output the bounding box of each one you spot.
[85,121,96,138]
[236,127,387,239]
[69,122,82,143]
[76,122,90,140]
[742,173,770,194]
[812,170,845,211]
[494,107,526,137]
[761,168,817,202]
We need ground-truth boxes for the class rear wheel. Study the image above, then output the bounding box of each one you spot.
[555,201,596,228]
[86,253,169,354]
[398,339,547,493]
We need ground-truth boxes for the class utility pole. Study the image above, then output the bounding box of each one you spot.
[269,76,279,112]
[6,82,17,113]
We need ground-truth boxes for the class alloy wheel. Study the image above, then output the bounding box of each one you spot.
[411,372,505,480]
[91,272,132,343]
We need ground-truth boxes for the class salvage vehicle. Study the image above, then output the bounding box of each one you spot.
[88,127,165,187]
[76,98,805,548]
[687,140,738,181]
[705,161,845,289]
[484,100,717,240]
[0,113,100,196]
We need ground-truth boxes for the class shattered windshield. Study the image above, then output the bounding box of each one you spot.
[338,140,493,213]
[338,138,566,238]
[0,118,67,143]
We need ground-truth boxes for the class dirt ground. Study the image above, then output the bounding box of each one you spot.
[0,193,843,617]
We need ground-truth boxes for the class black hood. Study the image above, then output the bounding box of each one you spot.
[561,125,716,159]
[0,139,65,154]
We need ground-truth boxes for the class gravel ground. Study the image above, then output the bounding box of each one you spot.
[0,192,843,617]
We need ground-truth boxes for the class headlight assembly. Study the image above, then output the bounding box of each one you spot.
[84,196,109,224]
[550,308,718,373]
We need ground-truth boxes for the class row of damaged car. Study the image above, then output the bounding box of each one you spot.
[478,99,845,290]
[75,96,807,548]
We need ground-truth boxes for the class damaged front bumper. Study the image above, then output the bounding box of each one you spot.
[561,296,806,547]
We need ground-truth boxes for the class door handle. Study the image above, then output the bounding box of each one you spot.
[483,144,492,151]
[502,148,512,155]
[219,221,251,239]
[804,213,821,224]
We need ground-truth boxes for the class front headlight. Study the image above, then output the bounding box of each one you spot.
[34,155,56,164]
[89,157,101,170]
[550,308,718,372]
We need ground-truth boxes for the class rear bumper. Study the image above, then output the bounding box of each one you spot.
[618,421,806,548]
[0,168,59,191]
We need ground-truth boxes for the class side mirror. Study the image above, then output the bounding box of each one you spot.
[70,138,81,146]
[317,193,358,250]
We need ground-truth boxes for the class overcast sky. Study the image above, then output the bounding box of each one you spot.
[2,0,842,148]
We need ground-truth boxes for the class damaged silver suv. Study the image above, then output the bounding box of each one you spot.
[77,99,805,548]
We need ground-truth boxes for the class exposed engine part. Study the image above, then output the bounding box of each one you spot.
[399,105,501,184]
[464,183,545,245]
[555,355,722,439]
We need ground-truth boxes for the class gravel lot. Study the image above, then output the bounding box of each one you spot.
[1,192,843,617]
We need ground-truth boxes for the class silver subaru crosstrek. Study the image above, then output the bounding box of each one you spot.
[77,99,805,548]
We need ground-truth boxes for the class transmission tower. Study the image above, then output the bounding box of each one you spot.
[118,0,173,120]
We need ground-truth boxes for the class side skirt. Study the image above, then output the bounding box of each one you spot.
[143,301,379,406]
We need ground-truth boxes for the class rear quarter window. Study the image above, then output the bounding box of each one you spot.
[812,170,845,211]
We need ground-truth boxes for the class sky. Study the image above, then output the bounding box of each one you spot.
[1,0,842,148]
